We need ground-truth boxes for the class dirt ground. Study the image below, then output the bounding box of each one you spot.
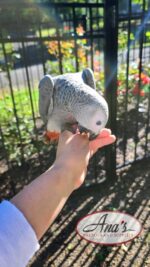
[24,158,150,267]
[0,129,149,267]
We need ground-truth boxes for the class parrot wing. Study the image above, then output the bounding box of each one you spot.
[82,68,96,90]
[38,75,54,123]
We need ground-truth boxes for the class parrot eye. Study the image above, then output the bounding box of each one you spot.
[96,120,102,126]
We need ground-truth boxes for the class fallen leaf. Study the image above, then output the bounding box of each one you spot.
[121,244,128,252]
[67,244,74,251]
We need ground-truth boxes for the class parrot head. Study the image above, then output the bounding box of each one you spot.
[76,95,109,140]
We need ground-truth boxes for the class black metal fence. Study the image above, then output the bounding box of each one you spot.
[0,0,149,197]
[117,0,150,169]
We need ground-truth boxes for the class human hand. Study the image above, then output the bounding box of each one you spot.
[54,129,116,190]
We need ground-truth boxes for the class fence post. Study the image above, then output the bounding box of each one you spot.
[104,0,118,180]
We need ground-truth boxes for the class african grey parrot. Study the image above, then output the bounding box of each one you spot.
[38,68,109,141]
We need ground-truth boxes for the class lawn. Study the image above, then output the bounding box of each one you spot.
[0,88,40,163]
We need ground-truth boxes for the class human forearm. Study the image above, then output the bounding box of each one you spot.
[11,163,74,240]
[11,129,116,241]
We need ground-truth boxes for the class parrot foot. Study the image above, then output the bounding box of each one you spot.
[62,122,79,134]
[78,125,98,140]
[43,131,60,144]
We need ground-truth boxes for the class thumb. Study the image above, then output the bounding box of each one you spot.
[59,130,74,143]
[56,130,74,157]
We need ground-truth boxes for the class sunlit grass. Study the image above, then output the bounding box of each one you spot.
[36,28,56,37]
[0,88,40,163]
[0,88,39,123]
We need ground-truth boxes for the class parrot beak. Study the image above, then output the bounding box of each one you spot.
[89,132,99,140]
[78,125,98,140]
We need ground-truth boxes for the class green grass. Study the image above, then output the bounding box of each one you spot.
[0,43,13,60]
[36,28,56,37]
[0,88,39,123]
[0,88,40,163]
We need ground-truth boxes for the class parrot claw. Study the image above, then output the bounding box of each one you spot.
[78,125,89,134]
[78,125,98,140]
[62,122,79,134]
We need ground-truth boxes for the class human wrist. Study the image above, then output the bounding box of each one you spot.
[48,161,77,193]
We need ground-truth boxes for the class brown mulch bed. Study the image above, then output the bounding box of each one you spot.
[25,158,150,267]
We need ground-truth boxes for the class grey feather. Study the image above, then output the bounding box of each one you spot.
[39,75,54,123]
[82,68,96,89]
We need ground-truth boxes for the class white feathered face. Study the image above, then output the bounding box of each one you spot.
[77,102,109,139]
[88,108,108,133]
